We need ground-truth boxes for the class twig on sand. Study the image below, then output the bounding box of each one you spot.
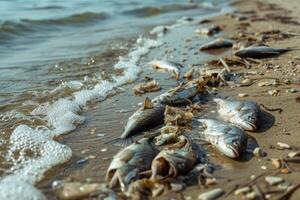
[260,103,283,114]
[219,57,231,72]
[275,183,300,200]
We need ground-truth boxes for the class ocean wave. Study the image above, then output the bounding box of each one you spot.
[122,4,199,17]
[0,12,108,42]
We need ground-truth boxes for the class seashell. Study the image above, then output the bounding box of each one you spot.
[234,187,251,195]
[288,151,300,158]
[198,188,224,200]
[271,159,282,169]
[277,142,291,150]
[253,147,266,157]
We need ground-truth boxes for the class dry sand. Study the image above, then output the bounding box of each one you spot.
[39,0,300,199]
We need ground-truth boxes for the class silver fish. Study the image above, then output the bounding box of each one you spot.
[213,98,261,131]
[198,119,247,158]
[199,38,233,51]
[234,45,291,58]
[151,135,197,180]
[106,138,158,190]
[106,98,165,146]
[148,60,183,80]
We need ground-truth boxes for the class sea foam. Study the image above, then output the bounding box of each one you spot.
[0,37,162,199]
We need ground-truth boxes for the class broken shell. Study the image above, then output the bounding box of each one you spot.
[245,191,256,200]
[268,89,280,96]
[133,80,161,95]
[271,159,282,169]
[234,187,251,195]
[288,151,300,158]
[286,88,297,93]
[258,79,278,87]
[242,78,252,85]
[198,188,224,200]
[265,176,284,186]
[205,178,217,186]
[277,142,291,150]
[280,168,291,174]
[253,147,266,157]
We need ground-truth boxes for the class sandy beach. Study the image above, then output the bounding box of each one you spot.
[36,0,300,199]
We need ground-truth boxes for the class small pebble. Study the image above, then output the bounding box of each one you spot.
[234,187,251,195]
[261,166,267,170]
[205,178,217,186]
[271,159,282,169]
[97,133,105,137]
[245,191,256,200]
[101,148,108,152]
[265,176,284,185]
[171,183,185,192]
[238,93,248,97]
[253,147,266,157]
[288,151,300,158]
[277,142,291,150]
[280,168,291,174]
[286,88,297,93]
[198,188,224,200]
[268,89,280,96]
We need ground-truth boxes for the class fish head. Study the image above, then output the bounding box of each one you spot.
[236,110,259,131]
[216,134,245,158]
[108,165,138,191]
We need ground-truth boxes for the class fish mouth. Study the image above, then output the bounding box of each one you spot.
[225,144,240,158]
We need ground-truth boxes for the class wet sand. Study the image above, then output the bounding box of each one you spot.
[39,0,300,199]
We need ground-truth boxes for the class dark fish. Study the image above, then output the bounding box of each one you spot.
[106,138,158,190]
[198,119,248,158]
[199,38,233,51]
[234,45,291,58]
[106,98,165,146]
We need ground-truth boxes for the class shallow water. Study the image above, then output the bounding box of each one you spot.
[0,0,231,198]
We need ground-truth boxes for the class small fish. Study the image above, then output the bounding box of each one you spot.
[199,38,233,51]
[151,135,197,180]
[106,138,158,190]
[198,119,247,158]
[213,98,261,131]
[148,60,183,80]
[106,97,165,146]
[153,76,211,106]
[234,45,291,58]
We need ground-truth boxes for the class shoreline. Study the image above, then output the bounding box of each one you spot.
[40,0,300,199]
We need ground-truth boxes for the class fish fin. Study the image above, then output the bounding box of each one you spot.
[143,97,154,109]
[105,137,134,146]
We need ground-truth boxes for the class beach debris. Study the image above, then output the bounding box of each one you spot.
[214,98,261,131]
[286,88,297,93]
[260,103,283,114]
[151,135,197,180]
[277,142,291,150]
[265,176,284,186]
[198,188,224,200]
[133,80,161,95]
[257,79,278,87]
[154,125,180,146]
[77,157,89,164]
[126,178,165,199]
[261,166,267,170]
[253,147,266,157]
[197,119,248,158]
[171,182,185,192]
[106,138,157,190]
[195,25,221,36]
[238,93,248,97]
[164,106,193,126]
[148,60,183,80]
[268,89,280,96]
[199,38,234,51]
[184,67,195,80]
[234,45,291,58]
[288,151,300,158]
[53,182,106,200]
[105,97,165,146]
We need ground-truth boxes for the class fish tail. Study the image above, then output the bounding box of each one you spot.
[105,137,134,146]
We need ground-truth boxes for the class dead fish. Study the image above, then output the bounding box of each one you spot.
[153,76,211,106]
[198,119,247,158]
[148,60,183,80]
[151,135,197,180]
[213,98,261,131]
[106,97,165,146]
[133,80,161,95]
[199,38,234,51]
[154,125,180,146]
[106,138,158,190]
[234,45,291,58]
